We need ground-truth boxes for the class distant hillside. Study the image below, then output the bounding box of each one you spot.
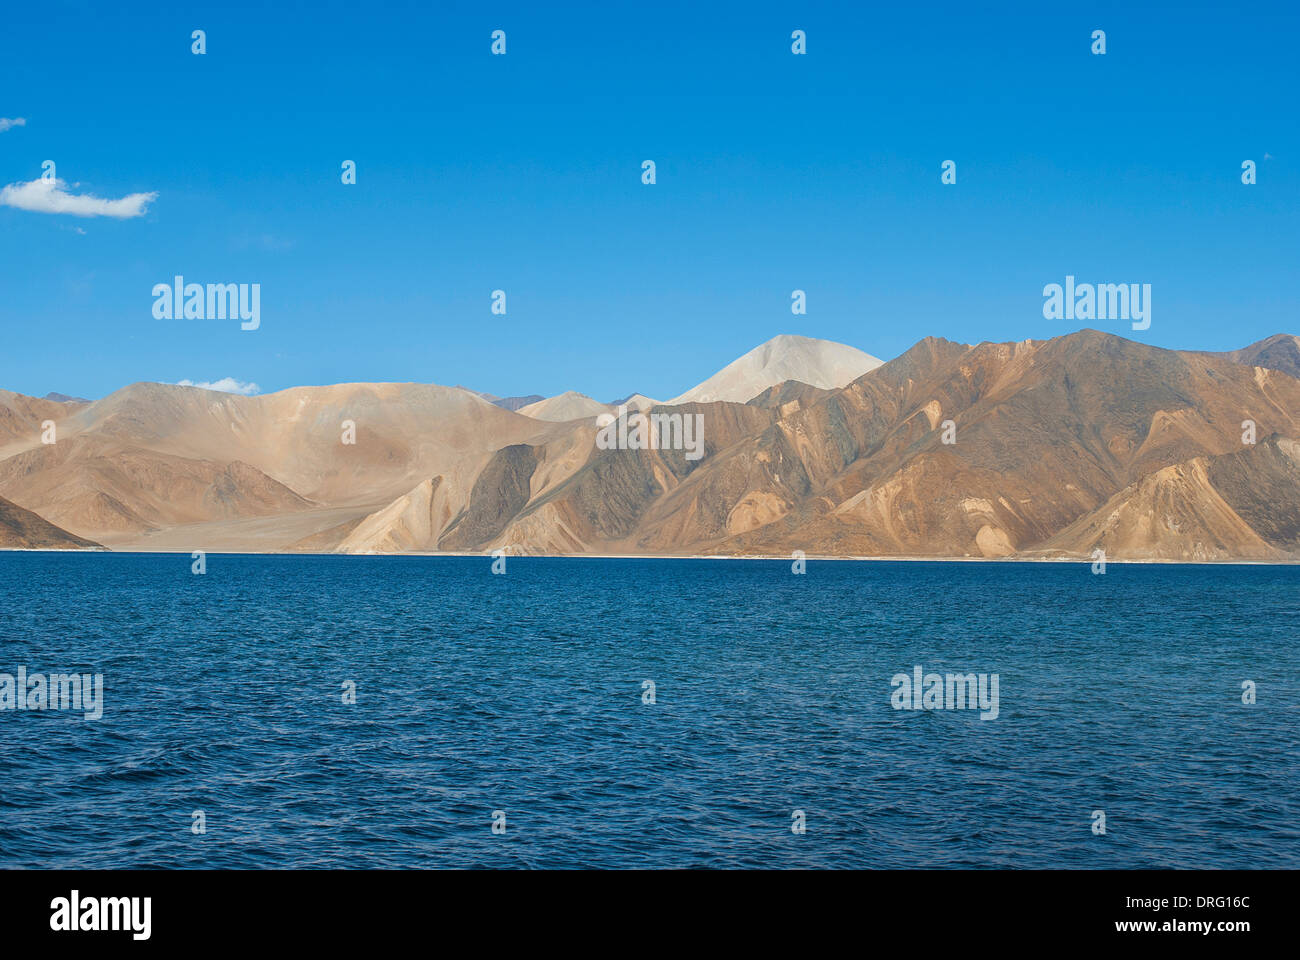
[44,392,91,404]
[1211,334,1300,379]
[3,330,1297,561]
[492,394,545,412]
[0,494,103,550]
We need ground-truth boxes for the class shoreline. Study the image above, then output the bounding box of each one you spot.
[0,546,1293,566]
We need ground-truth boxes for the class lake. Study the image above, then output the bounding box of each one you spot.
[1,553,1296,868]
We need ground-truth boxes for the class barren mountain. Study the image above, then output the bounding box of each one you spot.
[331,476,468,554]
[329,423,596,554]
[1037,437,1300,562]
[1213,334,1300,379]
[667,334,883,405]
[518,391,612,422]
[697,332,1300,559]
[457,388,546,412]
[492,394,545,411]
[0,389,85,454]
[0,434,315,541]
[393,330,1300,560]
[608,394,659,411]
[61,381,551,503]
[0,381,556,547]
[0,494,102,550]
[518,391,661,422]
[3,330,1297,560]
[747,380,834,411]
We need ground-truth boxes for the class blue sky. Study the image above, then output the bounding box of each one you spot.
[1,1,1296,402]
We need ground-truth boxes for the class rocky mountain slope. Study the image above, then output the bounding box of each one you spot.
[0,494,102,550]
[2,331,1296,560]
[1211,334,1300,380]
[342,330,1299,561]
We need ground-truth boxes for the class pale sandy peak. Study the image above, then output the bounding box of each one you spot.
[619,394,660,412]
[518,391,611,422]
[667,334,884,406]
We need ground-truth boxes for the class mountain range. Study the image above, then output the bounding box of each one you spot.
[2,331,1298,562]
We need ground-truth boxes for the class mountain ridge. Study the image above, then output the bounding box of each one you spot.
[3,330,1297,560]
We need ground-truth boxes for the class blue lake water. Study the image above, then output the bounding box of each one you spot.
[1,553,1296,868]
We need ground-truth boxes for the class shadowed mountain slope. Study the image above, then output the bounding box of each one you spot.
[1210,334,1300,379]
[0,494,102,550]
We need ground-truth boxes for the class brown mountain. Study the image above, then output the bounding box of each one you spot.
[1,330,1296,560]
[348,330,1299,560]
[692,331,1300,559]
[1210,334,1300,379]
[456,387,546,412]
[493,395,546,412]
[1036,436,1300,562]
[0,381,559,549]
[0,494,102,550]
[43,392,92,404]
[0,434,315,540]
[0,389,84,453]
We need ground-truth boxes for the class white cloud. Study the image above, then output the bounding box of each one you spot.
[175,378,261,396]
[0,177,157,218]
[0,117,26,132]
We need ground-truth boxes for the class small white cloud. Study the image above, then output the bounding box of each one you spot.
[0,177,157,218]
[0,117,26,132]
[175,377,261,396]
